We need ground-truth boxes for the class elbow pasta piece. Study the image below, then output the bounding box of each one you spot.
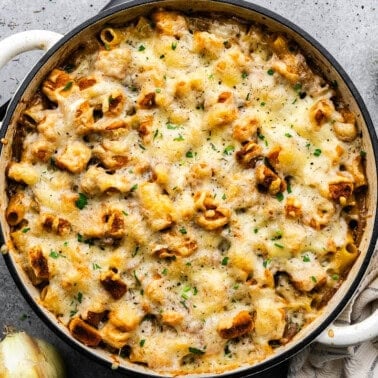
[40,213,71,236]
[95,48,131,80]
[232,115,259,143]
[217,311,254,339]
[7,162,39,186]
[138,182,176,231]
[55,141,91,174]
[255,164,286,195]
[309,98,334,128]
[69,317,102,347]
[42,69,73,102]
[28,246,49,284]
[80,166,130,195]
[152,10,188,37]
[100,270,127,299]
[100,27,124,46]
[6,192,26,226]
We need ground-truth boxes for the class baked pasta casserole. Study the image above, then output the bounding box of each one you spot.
[5,9,367,375]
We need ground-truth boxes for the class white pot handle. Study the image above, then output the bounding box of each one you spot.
[0,30,63,70]
[316,309,378,347]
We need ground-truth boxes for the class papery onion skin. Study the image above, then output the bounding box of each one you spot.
[0,331,66,378]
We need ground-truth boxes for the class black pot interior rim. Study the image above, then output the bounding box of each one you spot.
[1,0,378,376]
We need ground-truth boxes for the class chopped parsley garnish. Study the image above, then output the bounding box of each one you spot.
[138,143,146,150]
[260,101,266,106]
[276,192,284,202]
[162,268,168,276]
[75,193,88,209]
[332,274,339,281]
[153,129,159,140]
[63,81,73,91]
[130,184,138,192]
[122,210,129,216]
[22,227,30,233]
[287,182,292,194]
[132,245,140,257]
[267,68,275,75]
[193,287,198,295]
[306,143,311,149]
[246,92,251,101]
[166,122,178,130]
[174,134,184,141]
[171,42,177,50]
[241,71,248,79]
[223,145,235,155]
[254,228,259,234]
[186,150,194,158]
[133,270,141,285]
[77,234,94,245]
[271,230,282,240]
[138,45,146,51]
[49,250,65,259]
[221,257,229,266]
[263,258,271,268]
[180,300,188,309]
[70,309,78,317]
[293,82,302,92]
[179,227,187,235]
[139,339,146,347]
[189,347,205,355]
[313,148,322,157]
[210,142,218,151]
[63,241,69,247]
[155,88,161,93]
[292,98,297,104]
[77,292,83,303]
[360,150,367,158]
[64,63,75,73]
[311,276,317,283]
[223,40,230,48]
[303,255,311,262]
[104,43,110,51]
[274,243,284,249]
[160,54,165,59]
[181,292,189,300]
[222,193,226,200]
[285,133,292,138]
[92,263,102,270]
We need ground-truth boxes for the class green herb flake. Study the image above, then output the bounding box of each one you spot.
[160,54,165,59]
[132,245,140,257]
[276,192,284,202]
[22,227,30,233]
[155,88,161,93]
[63,81,73,91]
[179,227,187,235]
[75,193,88,210]
[153,129,159,140]
[221,256,229,266]
[92,263,102,270]
[303,255,311,262]
[64,64,75,73]
[271,230,282,240]
[186,151,194,158]
[138,45,146,51]
[293,82,302,92]
[287,182,292,194]
[70,309,78,317]
[263,258,271,268]
[77,233,84,243]
[174,134,184,141]
[133,270,141,285]
[233,284,239,290]
[223,40,230,48]
[360,150,367,158]
[285,133,292,138]
[267,68,275,75]
[171,42,177,50]
[241,71,248,79]
[274,243,284,249]
[193,287,198,295]
[186,262,192,267]
[130,184,138,192]
[63,241,69,247]
[189,347,205,355]
[181,293,189,300]
[222,193,226,200]
[122,210,129,216]
[49,250,60,259]
[246,92,251,101]
[223,145,235,155]
[306,143,311,149]
[139,339,146,347]
[311,276,317,283]
[180,300,188,309]
[260,101,266,106]
[332,274,339,281]
[162,268,168,276]
[254,228,259,234]
[166,123,178,130]
[104,43,110,51]
[292,98,297,104]
[77,292,83,304]
[313,148,322,157]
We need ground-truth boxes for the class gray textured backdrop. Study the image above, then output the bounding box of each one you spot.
[0,1,377,377]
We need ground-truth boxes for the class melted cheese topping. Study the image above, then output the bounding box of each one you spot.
[7,10,366,376]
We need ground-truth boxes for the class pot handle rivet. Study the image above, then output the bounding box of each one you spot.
[316,309,378,346]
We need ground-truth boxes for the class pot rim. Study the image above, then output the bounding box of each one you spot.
[1,0,377,376]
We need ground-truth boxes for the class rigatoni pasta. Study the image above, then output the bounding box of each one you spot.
[6,9,367,375]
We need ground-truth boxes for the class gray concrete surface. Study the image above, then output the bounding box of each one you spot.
[0,1,376,377]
